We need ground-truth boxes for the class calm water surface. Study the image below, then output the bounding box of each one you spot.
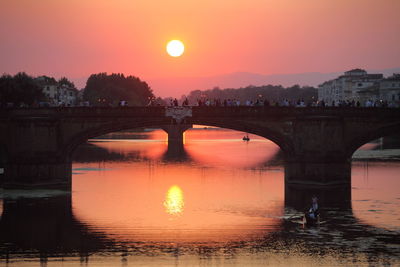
[0,128,399,266]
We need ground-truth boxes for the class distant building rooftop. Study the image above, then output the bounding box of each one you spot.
[318,69,384,87]
[339,69,382,80]
[344,69,367,76]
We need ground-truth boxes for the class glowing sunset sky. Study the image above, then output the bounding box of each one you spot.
[1,0,399,96]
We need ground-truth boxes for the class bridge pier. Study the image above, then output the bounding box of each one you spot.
[285,182,351,209]
[0,116,73,190]
[284,156,351,186]
[161,124,192,154]
[283,117,352,188]
[283,154,352,209]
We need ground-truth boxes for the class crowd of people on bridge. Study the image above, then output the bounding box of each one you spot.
[316,99,395,108]
[2,97,399,109]
[157,97,399,108]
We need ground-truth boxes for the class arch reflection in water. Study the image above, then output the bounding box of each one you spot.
[164,185,184,215]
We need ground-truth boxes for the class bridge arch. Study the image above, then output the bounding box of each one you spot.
[346,122,400,158]
[62,119,294,162]
[62,119,170,157]
[187,118,294,154]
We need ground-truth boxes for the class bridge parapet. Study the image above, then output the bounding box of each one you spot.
[165,106,192,123]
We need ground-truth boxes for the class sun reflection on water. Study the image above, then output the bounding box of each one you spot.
[164,185,184,215]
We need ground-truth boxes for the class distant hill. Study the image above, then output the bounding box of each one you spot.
[71,67,400,98]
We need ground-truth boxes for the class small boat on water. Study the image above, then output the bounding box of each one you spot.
[304,196,320,226]
[304,212,320,226]
[242,134,250,141]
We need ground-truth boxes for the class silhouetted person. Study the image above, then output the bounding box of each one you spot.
[305,196,319,224]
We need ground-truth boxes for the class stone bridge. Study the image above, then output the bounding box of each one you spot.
[0,106,399,190]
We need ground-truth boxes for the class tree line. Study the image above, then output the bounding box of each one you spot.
[0,72,155,107]
[1,72,317,107]
[181,84,318,105]
[0,72,46,106]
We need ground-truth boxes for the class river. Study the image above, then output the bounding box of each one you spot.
[0,128,399,266]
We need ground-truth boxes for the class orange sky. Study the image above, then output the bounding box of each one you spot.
[1,0,400,96]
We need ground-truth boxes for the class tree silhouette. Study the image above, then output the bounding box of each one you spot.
[58,77,76,89]
[0,72,45,106]
[82,73,154,106]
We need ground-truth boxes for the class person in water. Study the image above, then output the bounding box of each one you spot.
[306,196,319,221]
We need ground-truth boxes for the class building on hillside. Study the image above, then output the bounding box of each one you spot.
[380,74,400,107]
[58,84,78,106]
[318,69,383,106]
[35,76,78,106]
[35,76,59,105]
[318,79,341,105]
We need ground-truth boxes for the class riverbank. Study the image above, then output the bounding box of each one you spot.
[352,149,400,161]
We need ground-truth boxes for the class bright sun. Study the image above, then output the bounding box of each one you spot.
[166,40,184,57]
